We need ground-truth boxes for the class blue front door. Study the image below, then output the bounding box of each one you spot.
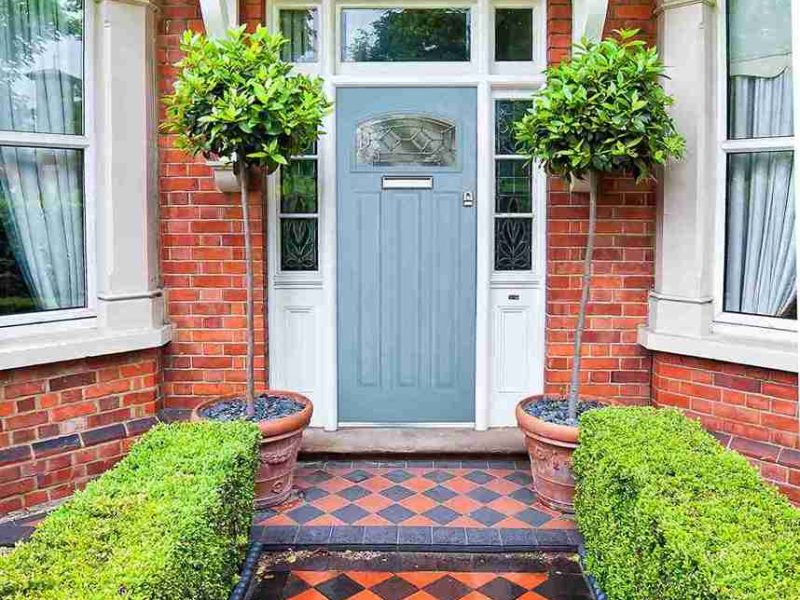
[337,87,477,423]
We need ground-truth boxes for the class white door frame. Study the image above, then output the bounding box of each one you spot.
[266,0,547,431]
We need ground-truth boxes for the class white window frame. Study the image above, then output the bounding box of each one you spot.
[713,0,797,334]
[490,1,543,75]
[278,146,321,274]
[275,4,323,74]
[0,0,96,330]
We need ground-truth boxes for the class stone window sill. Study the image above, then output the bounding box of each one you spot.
[638,325,797,373]
[0,324,172,372]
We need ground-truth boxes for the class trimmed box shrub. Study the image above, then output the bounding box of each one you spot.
[573,407,800,600]
[0,421,261,600]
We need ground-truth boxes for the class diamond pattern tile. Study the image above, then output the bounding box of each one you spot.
[268,567,591,600]
[257,460,573,532]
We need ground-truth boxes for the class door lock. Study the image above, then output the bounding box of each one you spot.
[462,191,475,208]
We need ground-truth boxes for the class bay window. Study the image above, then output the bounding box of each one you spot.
[721,0,795,322]
[0,0,90,323]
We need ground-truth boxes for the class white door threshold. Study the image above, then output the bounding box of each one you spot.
[301,426,526,455]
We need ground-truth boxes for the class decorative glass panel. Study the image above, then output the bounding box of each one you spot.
[0,146,86,314]
[495,9,533,62]
[727,0,793,139]
[495,218,532,271]
[724,151,796,319]
[0,0,84,134]
[495,160,531,213]
[281,218,318,271]
[279,8,319,63]
[341,8,470,62]
[281,159,317,213]
[495,100,530,155]
[356,115,456,167]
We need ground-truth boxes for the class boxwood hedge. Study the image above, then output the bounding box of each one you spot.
[0,421,261,600]
[573,407,800,600]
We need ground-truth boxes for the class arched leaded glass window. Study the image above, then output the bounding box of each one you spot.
[356,114,457,167]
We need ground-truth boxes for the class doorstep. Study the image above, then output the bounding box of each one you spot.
[301,428,527,455]
[253,458,579,553]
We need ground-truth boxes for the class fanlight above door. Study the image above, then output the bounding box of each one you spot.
[356,114,457,167]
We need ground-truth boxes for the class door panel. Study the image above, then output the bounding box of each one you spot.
[337,87,477,423]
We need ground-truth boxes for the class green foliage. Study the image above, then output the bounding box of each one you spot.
[515,29,685,182]
[0,421,261,600]
[573,407,800,600]
[162,26,332,172]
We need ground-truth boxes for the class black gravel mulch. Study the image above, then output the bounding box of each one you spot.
[200,395,305,422]
[523,397,604,426]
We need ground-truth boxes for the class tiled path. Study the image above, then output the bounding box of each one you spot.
[248,551,592,600]
[253,459,578,551]
[0,458,578,552]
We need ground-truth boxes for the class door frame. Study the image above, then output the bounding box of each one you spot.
[265,0,548,431]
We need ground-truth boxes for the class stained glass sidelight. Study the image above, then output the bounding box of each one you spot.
[495,100,531,155]
[495,159,531,213]
[281,218,318,271]
[494,218,532,271]
[495,9,533,62]
[280,159,317,213]
[279,9,319,63]
[356,115,457,167]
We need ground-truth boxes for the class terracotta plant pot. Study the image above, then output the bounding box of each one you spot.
[191,390,313,508]
[516,394,583,514]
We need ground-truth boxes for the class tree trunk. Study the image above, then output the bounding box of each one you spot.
[239,166,256,417]
[566,171,598,424]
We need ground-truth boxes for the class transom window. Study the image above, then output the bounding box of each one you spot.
[721,0,795,322]
[0,0,89,324]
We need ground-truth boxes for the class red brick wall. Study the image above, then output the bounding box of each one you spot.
[543,0,656,405]
[653,353,800,504]
[0,350,161,514]
[158,0,267,411]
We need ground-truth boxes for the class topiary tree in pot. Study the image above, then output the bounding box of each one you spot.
[513,29,684,512]
[162,25,332,507]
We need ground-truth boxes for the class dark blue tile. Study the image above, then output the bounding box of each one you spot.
[470,507,505,527]
[504,471,533,486]
[332,504,370,524]
[464,471,495,485]
[261,525,298,544]
[380,485,415,501]
[467,487,500,504]
[434,460,463,468]
[499,528,538,548]
[478,577,527,600]
[363,526,399,545]
[343,469,373,483]
[514,507,551,527]
[287,504,325,524]
[460,459,489,469]
[327,460,354,469]
[302,487,330,501]
[372,575,417,600]
[305,470,334,484]
[317,574,364,600]
[424,575,471,600]
[424,485,457,503]
[330,525,365,544]
[405,459,434,468]
[431,527,466,546]
[509,488,538,505]
[384,469,413,483]
[488,459,518,469]
[535,528,574,548]
[378,504,415,524]
[465,528,502,547]
[338,485,370,501]
[423,506,459,525]
[398,526,432,545]
[296,525,332,544]
[423,470,454,483]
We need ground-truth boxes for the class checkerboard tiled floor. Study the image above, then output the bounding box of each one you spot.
[253,459,577,551]
[248,551,592,600]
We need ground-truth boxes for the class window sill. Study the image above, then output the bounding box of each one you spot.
[0,324,173,372]
[637,325,797,373]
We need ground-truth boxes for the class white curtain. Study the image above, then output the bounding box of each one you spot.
[0,0,86,311]
[725,70,796,318]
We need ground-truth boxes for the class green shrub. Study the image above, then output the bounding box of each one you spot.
[0,421,261,600]
[573,407,800,600]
